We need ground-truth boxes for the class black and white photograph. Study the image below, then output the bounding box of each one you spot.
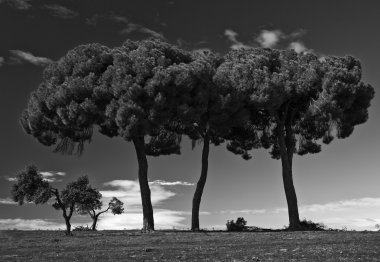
[0,0,379,261]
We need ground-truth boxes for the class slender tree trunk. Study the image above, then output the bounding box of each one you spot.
[63,215,71,235]
[91,215,99,231]
[191,133,210,231]
[277,120,301,231]
[133,135,154,232]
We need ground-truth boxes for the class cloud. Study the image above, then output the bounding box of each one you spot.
[266,197,380,215]
[0,218,84,230]
[120,23,165,40]
[224,29,250,50]
[230,197,380,230]
[86,13,128,26]
[224,28,312,52]
[288,41,311,54]
[299,197,380,213]
[220,209,267,215]
[97,209,186,230]
[39,171,66,183]
[149,180,194,186]
[85,13,164,40]
[0,0,32,10]
[0,57,4,67]
[9,50,53,66]
[44,4,78,19]
[101,180,176,209]
[97,180,188,229]
[4,176,16,182]
[4,171,65,183]
[288,29,307,39]
[256,30,283,48]
[0,198,16,205]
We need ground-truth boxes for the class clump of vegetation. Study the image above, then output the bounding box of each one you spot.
[226,217,247,231]
[284,218,327,231]
[73,225,92,231]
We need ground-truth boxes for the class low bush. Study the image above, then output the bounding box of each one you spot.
[283,218,328,231]
[73,225,92,231]
[226,217,247,231]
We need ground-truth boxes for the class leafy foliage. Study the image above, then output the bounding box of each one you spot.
[11,165,52,205]
[108,197,124,215]
[226,217,248,232]
[20,44,113,155]
[215,48,374,159]
[294,218,327,231]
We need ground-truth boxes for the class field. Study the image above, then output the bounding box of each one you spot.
[1,230,380,261]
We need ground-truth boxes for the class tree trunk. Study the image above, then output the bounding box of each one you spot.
[64,216,71,235]
[191,133,210,231]
[277,118,301,230]
[133,135,154,232]
[91,215,99,231]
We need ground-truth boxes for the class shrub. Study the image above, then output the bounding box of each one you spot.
[73,225,92,231]
[226,217,247,231]
[298,218,327,231]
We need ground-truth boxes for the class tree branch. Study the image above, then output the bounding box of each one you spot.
[96,206,111,217]
[285,109,295,165]
[68,203,75,219]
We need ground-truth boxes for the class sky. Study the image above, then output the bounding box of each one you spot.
[0,0,379,231]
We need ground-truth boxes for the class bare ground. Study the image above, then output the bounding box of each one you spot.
[0,230,379,261]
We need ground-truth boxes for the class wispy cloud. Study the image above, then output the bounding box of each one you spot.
[86,12,128,26]
[0,198,16,205]
[0,57,4,67]
[299,197,380,213]
[120,23,165,40]
[39,171,66,183]
[44,4,78,19]
[4,171,65,183]
[0,218,81,230]
[85,12,164,40]
[224,29,250,50]
[225,197,380,215]
[149,180,194,186]
[220,209,267,215]
[9,50,53,67]
[175,211,212,216]
[0,0,32,10]
[255,29,283,48]
[224,28,311,53]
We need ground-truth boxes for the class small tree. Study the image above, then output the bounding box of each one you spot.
[11,165,97,235]
[77,194,124,230]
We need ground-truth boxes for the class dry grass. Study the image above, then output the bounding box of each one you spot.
[0,230,379,261]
